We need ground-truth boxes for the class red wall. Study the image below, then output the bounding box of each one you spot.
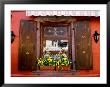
[11,11,100,76]
[90,17,100,75]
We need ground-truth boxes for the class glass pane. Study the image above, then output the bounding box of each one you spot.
[43,40,68,52]
[43,39,68,59]
[44,26,67,36]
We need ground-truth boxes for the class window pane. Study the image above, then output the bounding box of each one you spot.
[44,26,68,36]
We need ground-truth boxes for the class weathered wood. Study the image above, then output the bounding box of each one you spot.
[74,21,93,70]
[18,20,37,71]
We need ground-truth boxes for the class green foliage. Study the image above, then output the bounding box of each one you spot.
[37,57,56,66]
[56,56,72,66]
[37,49,72,66]
[37,54,72,66]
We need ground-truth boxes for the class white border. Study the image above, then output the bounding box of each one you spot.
[4,4,107,84]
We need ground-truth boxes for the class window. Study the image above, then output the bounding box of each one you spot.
[42,24,70,59]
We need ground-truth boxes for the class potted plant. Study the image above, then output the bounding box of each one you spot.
[37,52,56,71]
[56,57,72,71]
[36,49,72,71]
[55,49,72,71]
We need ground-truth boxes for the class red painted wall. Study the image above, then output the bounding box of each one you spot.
[90,17,100,75]
[11,11,100,76]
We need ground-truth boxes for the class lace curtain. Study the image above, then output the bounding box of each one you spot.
[26,10,100,16]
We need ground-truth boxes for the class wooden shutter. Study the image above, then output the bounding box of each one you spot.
[18,20,37,71]
[74,21,93,70]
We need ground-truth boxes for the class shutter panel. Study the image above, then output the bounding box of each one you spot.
[18,20,37,71]
[75,21,93,70]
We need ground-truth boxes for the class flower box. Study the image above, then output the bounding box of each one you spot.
[56,65,71,71]
[40,66,55,71]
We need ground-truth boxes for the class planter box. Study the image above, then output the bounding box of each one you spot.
[56,65,71,71]
[40,66,55,71]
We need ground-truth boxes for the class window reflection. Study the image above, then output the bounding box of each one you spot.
[43,39,68,59]
[43,26,69,59]
[43,40,68,52]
